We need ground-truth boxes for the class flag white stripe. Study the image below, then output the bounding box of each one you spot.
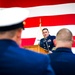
[21,25,75,39]
[26,3,75,17]
[72,48,75,54]
[1,3,75,17]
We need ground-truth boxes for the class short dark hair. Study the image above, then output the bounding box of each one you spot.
[42,28,49,32]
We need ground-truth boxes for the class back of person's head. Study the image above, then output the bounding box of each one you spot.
[54,28,73,48]
[56,28,73,41]
[0,7,29,45]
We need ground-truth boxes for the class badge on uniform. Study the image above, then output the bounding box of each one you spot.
[47,39,51,42]
[48,45,50,48]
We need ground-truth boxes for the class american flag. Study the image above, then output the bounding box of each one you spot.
[0,0,75,53]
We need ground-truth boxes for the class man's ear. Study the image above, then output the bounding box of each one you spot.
[16,29,22,45]
[17,28,22,38]
[72,38,75,45]
[53,39,56,46]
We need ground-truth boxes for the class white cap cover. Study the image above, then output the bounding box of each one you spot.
[0,7,29,31]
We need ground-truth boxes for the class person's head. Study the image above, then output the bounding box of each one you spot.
[0,7,29,45]
[54,28,73,48]
[42,28,49,38]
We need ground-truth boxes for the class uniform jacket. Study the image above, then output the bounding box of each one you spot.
[49,47,75,75]
[40,35,55,51]
[0,39,55,75]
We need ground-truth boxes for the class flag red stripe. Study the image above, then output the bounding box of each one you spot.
[21,36,75,47]
[21,38,36,47]
[1,0,75,7]
[24,14,75,28]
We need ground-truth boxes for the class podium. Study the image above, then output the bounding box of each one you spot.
[23,45,49,54]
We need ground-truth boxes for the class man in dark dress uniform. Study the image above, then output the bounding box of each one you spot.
[39,28,55,52]
[0,7,55,75]
[48,28,75,75]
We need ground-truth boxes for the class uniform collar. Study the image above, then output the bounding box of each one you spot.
[54,47,72,53]
[0,39,19,47]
